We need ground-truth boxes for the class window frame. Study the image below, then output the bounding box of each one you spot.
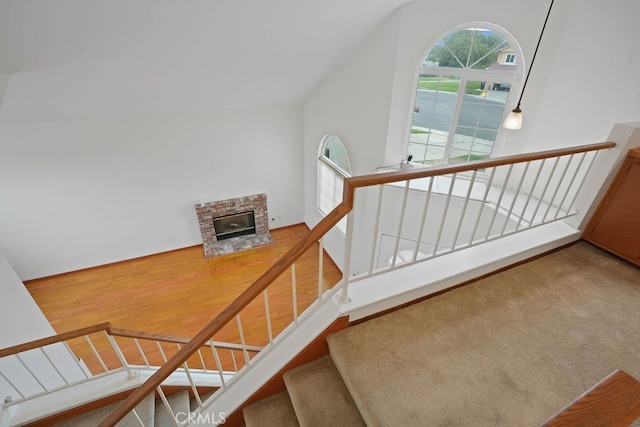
[406,23,524,166]
[317,135,351,234]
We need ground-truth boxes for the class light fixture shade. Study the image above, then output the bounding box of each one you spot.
[503,109,523,130]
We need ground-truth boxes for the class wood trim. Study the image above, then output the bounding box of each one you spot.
[628,147,640,160]
[0,322,112,357]
[582,150,640,266]
[222,316,350,427]
[108,327,263,352]
[541,369,640,426]
[0,323,262,358]
[345,142,616,190]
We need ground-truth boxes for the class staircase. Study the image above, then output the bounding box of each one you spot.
[1,141,623,425]
[53,390,214,426]
[244,356,365,427]
[241,242,640,426]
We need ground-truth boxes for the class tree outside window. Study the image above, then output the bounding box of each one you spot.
[408,26,520,166]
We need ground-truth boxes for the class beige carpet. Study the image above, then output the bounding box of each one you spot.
[243,390,300,427]
[283,355,366,427]
[328,242,640,426]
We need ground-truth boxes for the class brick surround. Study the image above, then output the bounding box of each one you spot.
[196,193,273,257]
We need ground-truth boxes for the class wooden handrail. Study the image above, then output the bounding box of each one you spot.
[98,141,614,426]
[0,323,262,359]
[0,322,113,358]
[109,327,263,352]
[346,141,616,190]
[99,203,352,426]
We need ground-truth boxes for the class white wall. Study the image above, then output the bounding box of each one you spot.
[0,250,75,402]
[0,105,304,280]
[388,0,640,157]
[0,71,9,109]
[303,0,640,266]
[502,0,640,153]
[4,0,640,280]
[303,11,402,229]
[0,251,54,346]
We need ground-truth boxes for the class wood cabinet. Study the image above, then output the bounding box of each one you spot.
[583,147,640,266]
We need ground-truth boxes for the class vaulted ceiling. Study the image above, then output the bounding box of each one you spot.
[0,0,410,122]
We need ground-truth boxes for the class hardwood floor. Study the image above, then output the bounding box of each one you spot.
[24,224,342,371]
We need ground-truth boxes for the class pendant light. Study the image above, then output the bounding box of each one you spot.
[503,0,555,130]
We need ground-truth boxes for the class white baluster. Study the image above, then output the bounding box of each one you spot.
[432,173,457,256]
[105,332,133,378]
[318,237,324,298]
[452,171,477,249]
[15,354,47,392]
[209,341,226,387]
[391,180,411,268]
[236,315,250,365]
[501,163,529,235]
[368,185,384,274]
[567,151,599,213]
[263,289,273,343]
[0,371,25,400]
[40,347,69,385]
[542,155,573,222]
[183,361,202,407]
[291,263,298,322]
[157,341,168,363]
[157,386,180,427]
[555,152,587,218]
[84,335,109,373]
[197,349,207,373]
[469,167,496,245]
[530,157,560,225]
[516,159,545,231]
[339,209,355,302]
[414,177,434,259]
[63,341,90,379]
[133,338,150,367]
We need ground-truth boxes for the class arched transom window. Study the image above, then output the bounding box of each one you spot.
[318,134,351,233]
[408,25,521,166]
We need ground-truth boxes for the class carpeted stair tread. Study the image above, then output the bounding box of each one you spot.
[243,390,300,427]
[326,242,640,426]
[154,390,189,426]
[283,355,365,427]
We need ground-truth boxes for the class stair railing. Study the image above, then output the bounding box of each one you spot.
[97,141,613,425]
[0,322,261,419]
[344,141,617,281]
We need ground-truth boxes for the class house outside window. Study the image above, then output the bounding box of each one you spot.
[407,25,522,166]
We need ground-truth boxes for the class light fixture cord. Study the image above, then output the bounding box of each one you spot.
[515,0,555,110]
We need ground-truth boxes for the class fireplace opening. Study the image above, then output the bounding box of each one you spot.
[213,211,256,241]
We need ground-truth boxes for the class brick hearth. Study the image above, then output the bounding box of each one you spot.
[195,193,273,257]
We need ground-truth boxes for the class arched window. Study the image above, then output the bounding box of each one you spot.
[318,135,351,232]
[408,25,522,166]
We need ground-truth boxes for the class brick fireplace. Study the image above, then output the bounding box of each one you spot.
[195,193,273,257]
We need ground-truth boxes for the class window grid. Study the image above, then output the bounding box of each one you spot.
[408,26,520,166]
